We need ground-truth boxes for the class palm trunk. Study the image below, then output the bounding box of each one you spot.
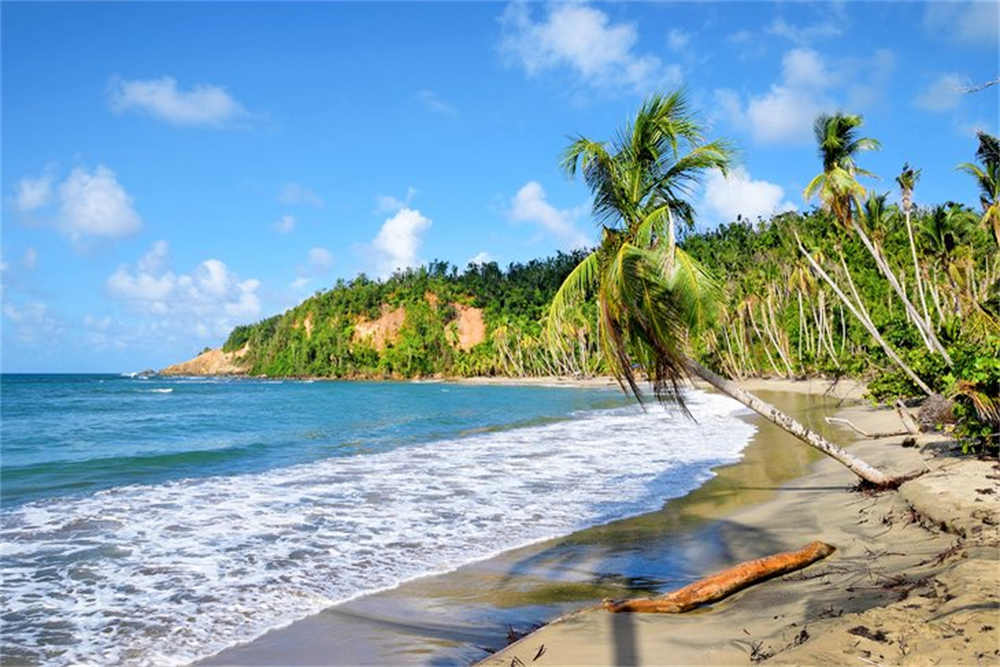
[796,234,934,395]
[903,203,933,329]
[852,221,952,365]
[684,358,897,487]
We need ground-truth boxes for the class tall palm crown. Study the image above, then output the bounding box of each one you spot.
[804,113,881,227]
[957,130,1000,246]
[896,163,921,214]
[547,91,733,406]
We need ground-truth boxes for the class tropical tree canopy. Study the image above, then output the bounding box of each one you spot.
[804,113,881,227]
[549,91,733,407]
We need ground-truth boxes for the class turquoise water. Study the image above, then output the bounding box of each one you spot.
[1,374,622,507]
[0,374,755,666]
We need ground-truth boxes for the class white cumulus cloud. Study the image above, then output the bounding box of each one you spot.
[372,207,431,277]
[58,166,143,240]
[107,241,262,337]
[274,214,296,234]
[499,3,680,93]
[375,186,418,215]
[108,76,248,127]
[510,181,590,250]
[701,167,796,225]
[715,47,894,144]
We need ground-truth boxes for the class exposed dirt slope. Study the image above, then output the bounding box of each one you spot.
[160,344,250,375]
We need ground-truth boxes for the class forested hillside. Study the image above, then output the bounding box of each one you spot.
[215,131,999,452]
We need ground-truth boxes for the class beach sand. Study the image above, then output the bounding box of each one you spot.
[482,399,1000,666]
[201,379,999,665]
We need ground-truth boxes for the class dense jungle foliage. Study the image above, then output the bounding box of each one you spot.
[223,131,999,452]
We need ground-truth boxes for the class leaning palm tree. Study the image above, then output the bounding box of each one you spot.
[896,163,932,328]
[957,130,1000,247]
[803,113,951,365]
[547,92,901,488]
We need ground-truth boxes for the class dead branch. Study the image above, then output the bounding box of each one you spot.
[825,416,909,439]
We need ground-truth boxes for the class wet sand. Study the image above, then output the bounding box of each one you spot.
[201,388,854,666]
[483,404,1000,666]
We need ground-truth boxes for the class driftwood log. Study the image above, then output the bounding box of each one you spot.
[604,541,835,613]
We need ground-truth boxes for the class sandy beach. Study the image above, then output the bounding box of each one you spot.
[195,378,999,666]
[482,386,1000,666]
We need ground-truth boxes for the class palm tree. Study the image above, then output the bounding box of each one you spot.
[957,130,1000,247]
[804,113,951,366]
[896,163,931,328]
[548,92,900,488]
[803,113,879,229]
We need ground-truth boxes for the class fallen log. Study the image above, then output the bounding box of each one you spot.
[604,541,835,613]
[824,416,909,439]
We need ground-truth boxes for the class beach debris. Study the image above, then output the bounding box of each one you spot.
[824,416,909,439]
[602,541,836,613]
[847,625,890,643]
[895,400,921,434]
[532,644,546,661]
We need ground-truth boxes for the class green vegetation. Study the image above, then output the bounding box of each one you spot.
[222,103,998,455]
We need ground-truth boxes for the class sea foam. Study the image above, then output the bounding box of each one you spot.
[0,389,753,666]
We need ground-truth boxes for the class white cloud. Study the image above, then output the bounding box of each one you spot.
[924,2,999,47]
[58,166,143,240]
[290,277,311,290]
[107,241,262,337]
[666,29,690,52]
[372,207,432,277]
[914,73,968,112]
[766,17,842,45]
[499,3,680,93]
[14,171,54,211]
[701,167,796,224]
[274,214,296,234]
[307,247,334,272]
[375,186,418,214]
[715,47,895,144]
[108,76,248,127]
[468,251,493,266]
[416,90,457,115]
[746,85,828,144]
[2,301,62,344]
[510,181,590,250]
[278,183,323,207]
[781,48,834,88]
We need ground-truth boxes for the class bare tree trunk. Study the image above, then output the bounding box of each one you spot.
[852,222,952,365]
[797,234,934,396]
[685,358,899,486]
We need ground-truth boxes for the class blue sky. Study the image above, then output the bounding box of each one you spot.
[2,1,997,372]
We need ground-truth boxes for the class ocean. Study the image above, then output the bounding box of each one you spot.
[0,374,755,665]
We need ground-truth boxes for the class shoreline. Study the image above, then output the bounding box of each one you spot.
[200,381,870,665]
[481,391,999,665]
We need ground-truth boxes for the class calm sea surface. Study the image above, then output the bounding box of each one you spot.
[0,374,755,665]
